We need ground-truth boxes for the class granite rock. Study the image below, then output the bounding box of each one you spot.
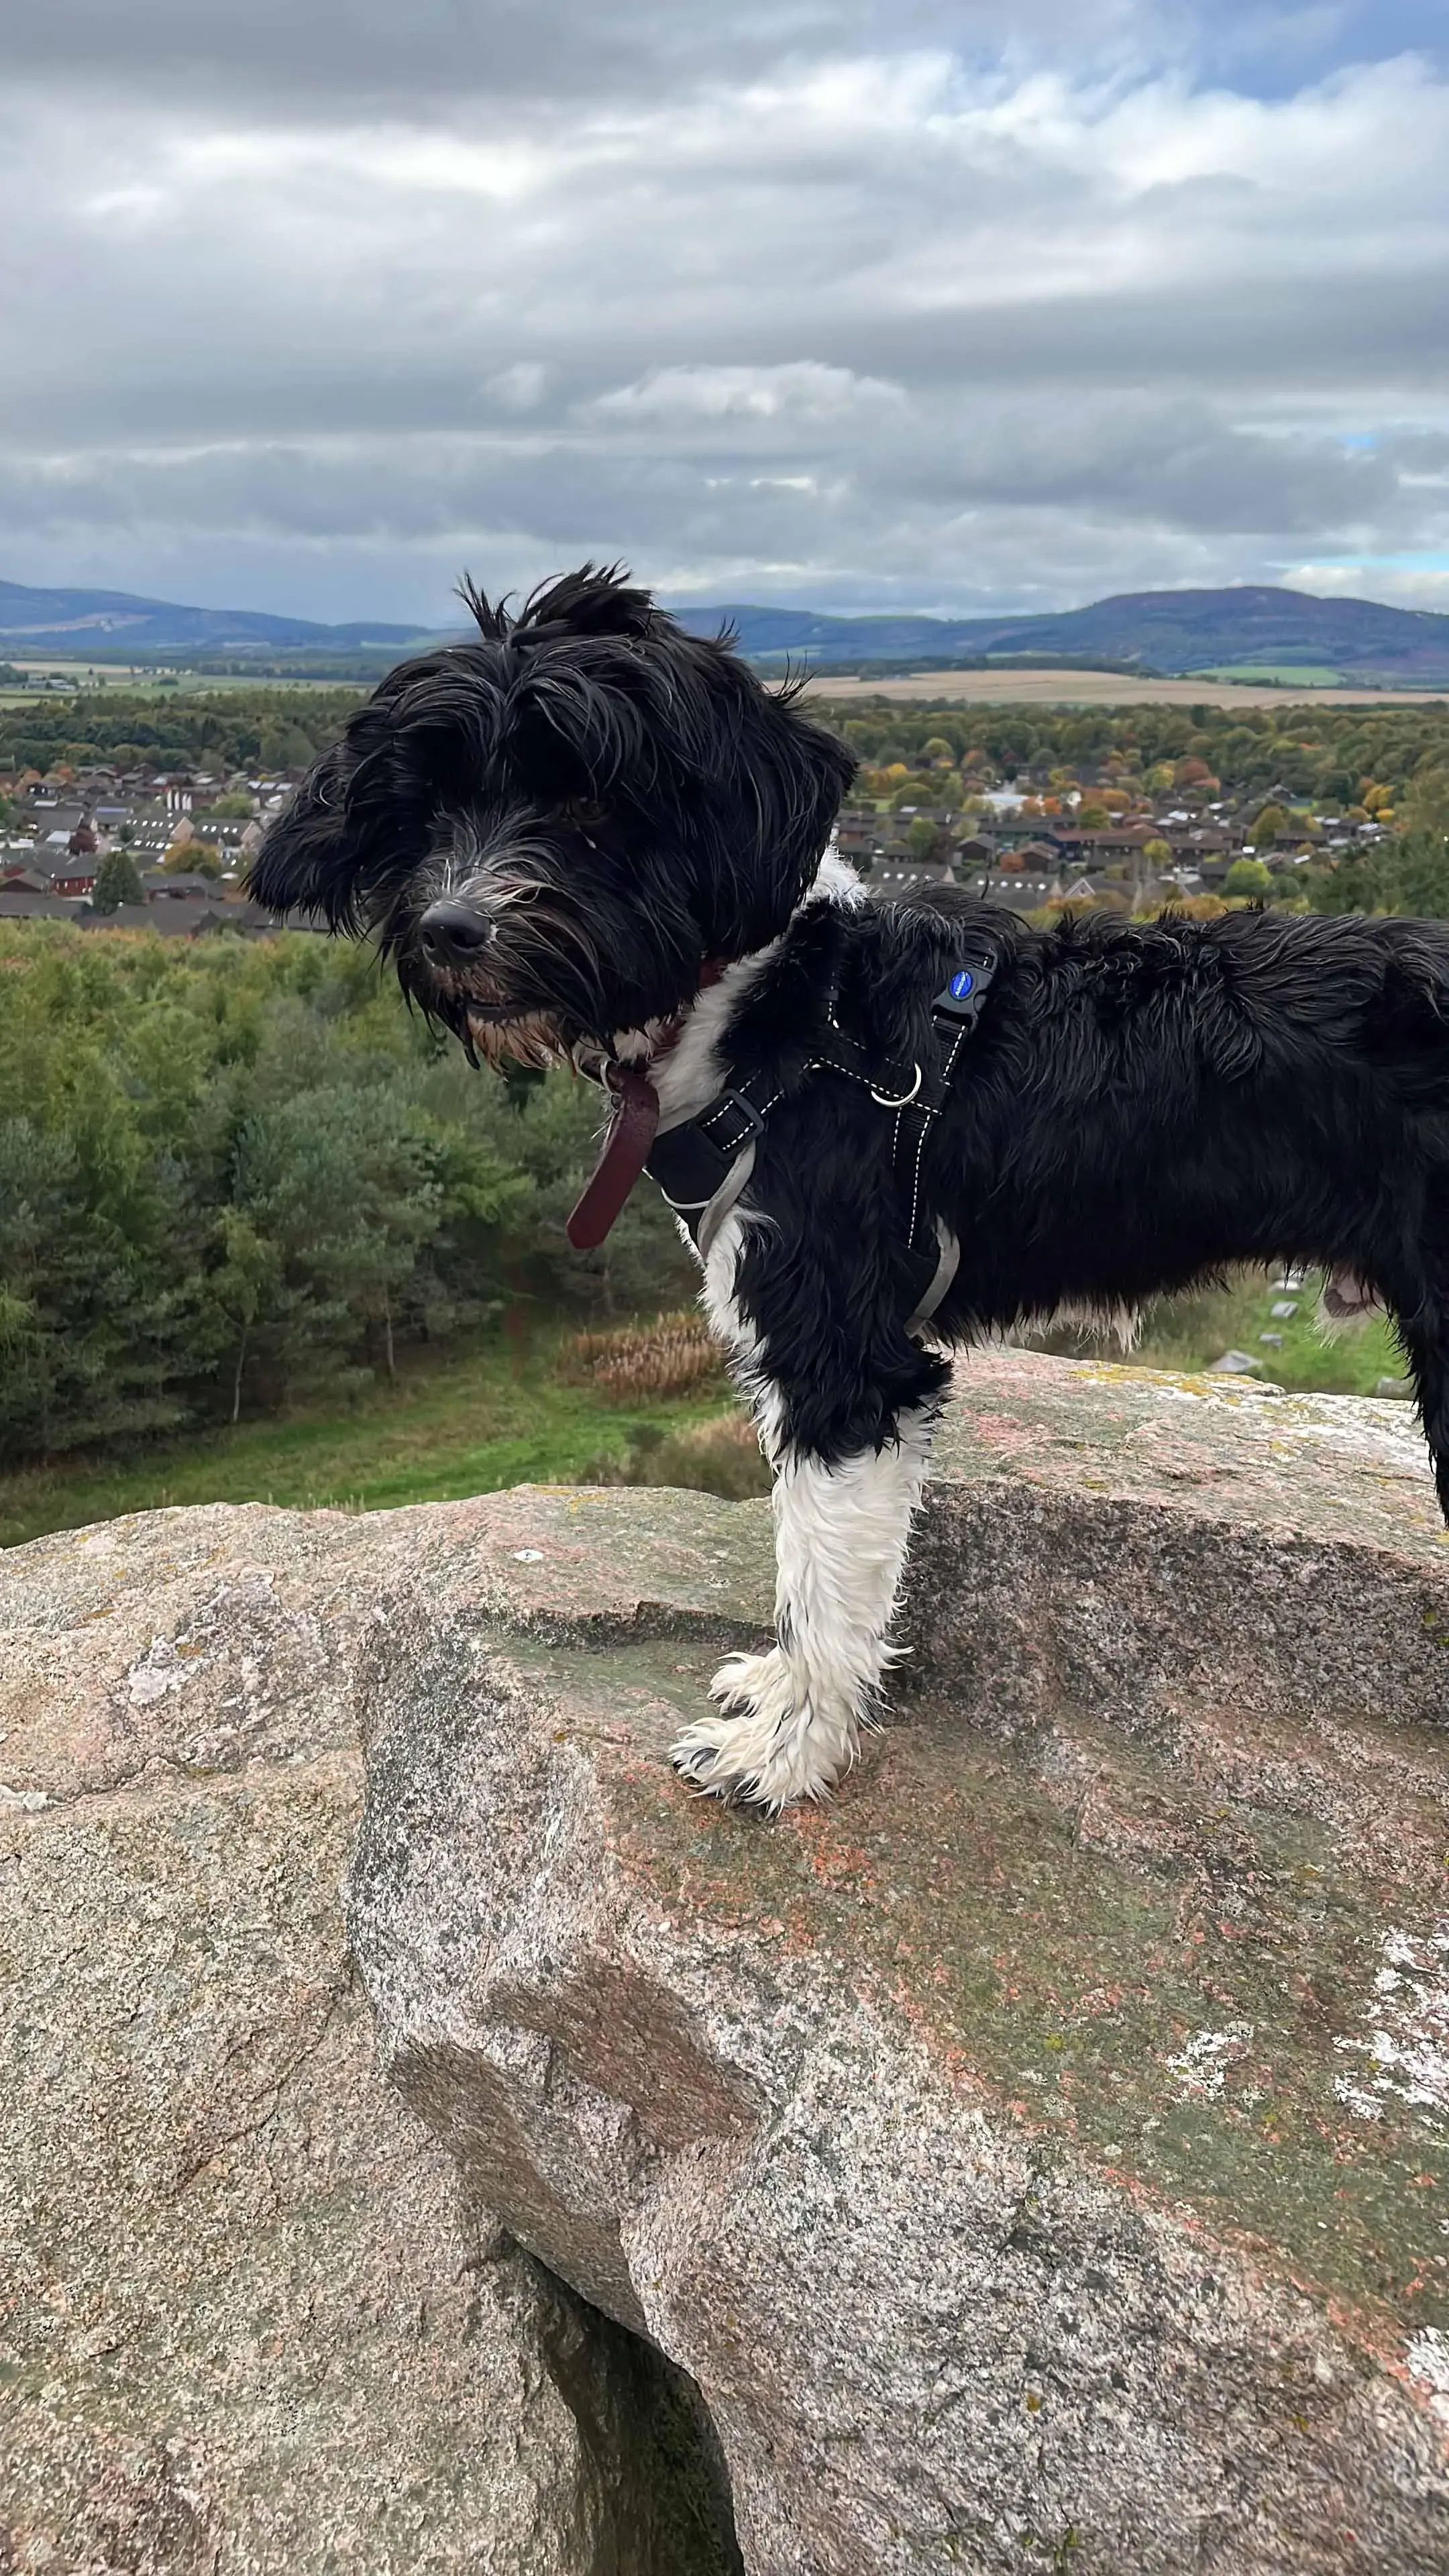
[0,1500,743,2575]
[7,1352,1449,2573]
[346,1356,1449,2574]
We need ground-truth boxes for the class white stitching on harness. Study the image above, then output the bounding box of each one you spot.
[906,1022,969,1246]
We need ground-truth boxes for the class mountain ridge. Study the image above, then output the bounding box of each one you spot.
[3,574,1448,682]
[674,585,1449,681]
[0,578,430,655]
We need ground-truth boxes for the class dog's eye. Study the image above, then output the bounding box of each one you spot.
[564,799,606,831]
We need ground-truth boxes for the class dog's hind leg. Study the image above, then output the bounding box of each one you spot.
[1392,1305,1449,1527]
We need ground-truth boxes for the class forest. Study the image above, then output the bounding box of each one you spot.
[828,695,1449,824]
[8,683,1449,815]
[0,688,362,783]
[0,922,694,1466]
[8,684,1449,1472]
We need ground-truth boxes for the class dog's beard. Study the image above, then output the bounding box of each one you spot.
[466,1007,576,1072]
[404,862,612,1073]
[399,847,702,1081]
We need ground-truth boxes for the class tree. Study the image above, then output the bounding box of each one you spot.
[89,849,146,913]
[162,838,222,877]
[1224,857,1273,897]
[1305,850,1387,915]
[1391,833,1449,916]
[1142,837,1173,870]
[1385,771,1449,916]
[1250,804,1290,849]
[1398,768,1449,843]
[258,722,317,773]
[905,816,950,865]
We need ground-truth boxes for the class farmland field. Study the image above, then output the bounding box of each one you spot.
[1184,663,1348,686]
[800,667,1449,707]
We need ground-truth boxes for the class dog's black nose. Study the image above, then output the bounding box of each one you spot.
[419,900,494,967]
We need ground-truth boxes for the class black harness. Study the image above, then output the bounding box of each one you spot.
[645,946,999,1329]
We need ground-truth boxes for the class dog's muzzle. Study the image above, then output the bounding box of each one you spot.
[418,898,496,973]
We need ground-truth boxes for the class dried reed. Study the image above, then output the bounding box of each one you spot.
[561,1309,725,1401]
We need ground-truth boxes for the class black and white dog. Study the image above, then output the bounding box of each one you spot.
[252,566,1449,1810]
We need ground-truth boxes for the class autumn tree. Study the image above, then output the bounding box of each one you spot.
[1250,804,1290,849]
[1224,857,1273,897]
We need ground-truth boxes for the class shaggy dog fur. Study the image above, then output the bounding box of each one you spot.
[252,566,1449,1810]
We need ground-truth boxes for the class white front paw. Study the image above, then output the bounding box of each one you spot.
[670,1646,858,1812]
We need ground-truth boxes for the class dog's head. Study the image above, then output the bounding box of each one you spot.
[248,565,855,1067]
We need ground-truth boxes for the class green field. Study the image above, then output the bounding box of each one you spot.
[1184,663,1348,688]
[0,1324,739,1550]
[1075,1269,1407,1394]
[0,1272,1416,1556]
[1,666,366,702]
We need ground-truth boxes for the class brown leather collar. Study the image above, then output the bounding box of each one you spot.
[565,959,727,1250]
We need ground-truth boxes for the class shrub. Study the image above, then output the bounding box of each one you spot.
[579,1409,771,1501]
[561,1309,725,1401]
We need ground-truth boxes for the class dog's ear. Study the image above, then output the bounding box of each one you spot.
[246,743,368,932]
[773,687,859,881]
[730,676,858,919]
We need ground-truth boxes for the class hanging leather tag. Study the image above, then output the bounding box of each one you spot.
[566,1066,662,1248]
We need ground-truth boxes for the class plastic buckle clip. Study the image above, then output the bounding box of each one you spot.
[932,955,996,1026]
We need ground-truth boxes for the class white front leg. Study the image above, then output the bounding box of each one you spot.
[672,1405,936,1810]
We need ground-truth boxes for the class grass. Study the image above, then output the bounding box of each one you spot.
[0,1320,733,1551]
[1183,663,1347,688]
[1031,1265,1409,1399]
[1,665,366,697]
[0,1273,1415,1554]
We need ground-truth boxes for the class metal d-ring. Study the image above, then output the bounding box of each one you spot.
[870,1063,923,1108]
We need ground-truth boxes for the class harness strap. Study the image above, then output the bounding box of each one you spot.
[893,955,998,1311]
[646,946,999,1332]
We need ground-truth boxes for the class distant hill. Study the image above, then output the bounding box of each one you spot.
[676,586,1449,686]
[0,579,433,655]
[5,574,1449,686]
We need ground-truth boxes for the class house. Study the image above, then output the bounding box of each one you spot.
[141,869,225,901]
[971,873,1063,913]
[26,802,86,839]
[75,896,301,939]
[0,890,83,921]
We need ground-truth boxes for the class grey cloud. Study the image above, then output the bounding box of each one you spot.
[3,11,1449,617]
[0,0,1166,115]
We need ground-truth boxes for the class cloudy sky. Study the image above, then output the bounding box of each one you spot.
[3,0,1447,625]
